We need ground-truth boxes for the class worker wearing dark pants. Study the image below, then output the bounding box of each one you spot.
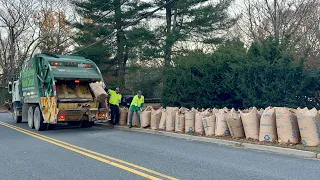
[108,88,122,125]
[110,104,120,125]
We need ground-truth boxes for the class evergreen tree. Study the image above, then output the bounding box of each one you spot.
[154,0,237,66]
[71,0,152,89]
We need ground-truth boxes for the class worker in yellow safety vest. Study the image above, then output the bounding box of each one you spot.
[108,87,122,125]
[129,90,144,128]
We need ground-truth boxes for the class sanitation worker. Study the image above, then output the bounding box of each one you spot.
[4,99,12,112]
[108,87,122,125]
[129,90,144,128]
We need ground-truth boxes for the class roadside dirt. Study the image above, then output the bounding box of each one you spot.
[209,135,319,152]
[0,108,8,112]
[144,127,320,153]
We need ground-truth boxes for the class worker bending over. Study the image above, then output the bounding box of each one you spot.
[108,87,122,125]
[129,90,144,128]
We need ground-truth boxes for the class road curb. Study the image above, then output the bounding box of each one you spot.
[241,143,316,158]
[96,123,318,158]
[116,126,241,147]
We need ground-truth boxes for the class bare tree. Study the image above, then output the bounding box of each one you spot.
[0,0,39,85]
[238,0,320,63]
[35,0,74,54]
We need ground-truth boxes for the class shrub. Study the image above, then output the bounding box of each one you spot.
[162,39,320,109]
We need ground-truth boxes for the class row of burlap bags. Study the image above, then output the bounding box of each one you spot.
[222,106,320,146]
[119,106,154,127]
[119,106,320,146]
[212,106,320,146]
[259,107,320,146]
[119,106,188,132]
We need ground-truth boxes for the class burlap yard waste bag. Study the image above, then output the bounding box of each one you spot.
[185,109,195,133]
[166,107,179,132]
[202,113,215,136]
[119,107,128,126]
[127,110,139,127]
[259,107,277,142]
[151,108,162,130]
[296,108,320,146]
[89,83,108,102]
[141,106,152,128]
[175,110,186,133]
[291,107,307,115]
[195,111,204,135]
[275,107,300,144]
[297,107,309,113]
[212,108,219,114]
[159,109,166,130]
[215,109,229,136]
[258,108,264,116]
[241,107,260,140]
[226,108,244,138]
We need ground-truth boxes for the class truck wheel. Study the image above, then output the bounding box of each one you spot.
[34,107,45,131]
[12,106,22,123]
[27,106,35,129]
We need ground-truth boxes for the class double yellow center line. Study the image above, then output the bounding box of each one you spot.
[0,121,178,180]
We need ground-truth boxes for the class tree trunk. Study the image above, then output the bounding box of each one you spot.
[273,0,279,44]
[114,0,126,89]
[164,0,173,67]
[122,36,129,91]
[9,27,16,77]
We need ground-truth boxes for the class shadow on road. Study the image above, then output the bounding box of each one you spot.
[0,112,114,134]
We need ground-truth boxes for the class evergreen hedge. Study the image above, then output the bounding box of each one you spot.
[162,39,320,109]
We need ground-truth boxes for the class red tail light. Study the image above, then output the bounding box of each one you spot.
[75,80,80,83]
[54,62,59,66]
[84,64,92,68]
[98,113,105,118]
[60,115,65,120]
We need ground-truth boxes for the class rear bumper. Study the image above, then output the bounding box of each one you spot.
[57,108,107,122]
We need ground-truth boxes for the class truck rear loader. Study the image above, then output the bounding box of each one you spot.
[8,53,108,131]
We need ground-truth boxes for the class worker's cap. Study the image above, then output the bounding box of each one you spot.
[138,90,142,95]
[115,87,120,91]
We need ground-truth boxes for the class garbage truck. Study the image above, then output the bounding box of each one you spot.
[7,53,108,131]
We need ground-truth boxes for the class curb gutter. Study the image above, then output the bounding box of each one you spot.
[96,123,318,159]
[241,143,316,158]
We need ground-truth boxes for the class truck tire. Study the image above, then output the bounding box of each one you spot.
[34,107,45,131]
[12,106,22,123]
[27,106,35,129]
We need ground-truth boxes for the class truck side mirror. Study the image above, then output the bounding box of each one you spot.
[7,81,13,94]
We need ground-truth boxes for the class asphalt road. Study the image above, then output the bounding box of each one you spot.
[0,112,320,180]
